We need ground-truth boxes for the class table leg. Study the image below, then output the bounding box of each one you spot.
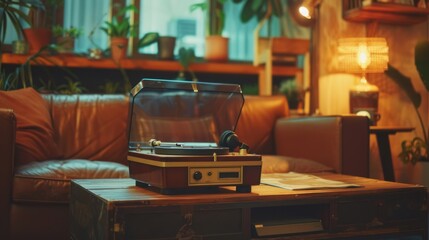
[375,133,395,181]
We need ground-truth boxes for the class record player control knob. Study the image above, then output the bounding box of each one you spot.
[193,171,203,181]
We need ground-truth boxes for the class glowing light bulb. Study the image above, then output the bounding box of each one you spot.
[356,44,371,70]
[299,6,311,19]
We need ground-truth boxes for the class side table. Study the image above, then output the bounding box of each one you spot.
[370,126,414,181]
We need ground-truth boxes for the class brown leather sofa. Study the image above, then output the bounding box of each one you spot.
[0,91,369,240]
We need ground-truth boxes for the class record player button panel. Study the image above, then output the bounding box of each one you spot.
[189,167,242,186]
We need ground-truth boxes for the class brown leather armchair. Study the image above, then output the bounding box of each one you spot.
[0,92,369,240]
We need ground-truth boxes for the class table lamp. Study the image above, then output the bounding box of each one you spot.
[337,37,389,125]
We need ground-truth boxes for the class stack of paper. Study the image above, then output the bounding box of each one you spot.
[261,172,361,190]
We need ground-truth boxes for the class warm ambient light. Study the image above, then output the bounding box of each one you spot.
[337,38,388,74]
[356,44,371,69]
[299,6,311,19]
[298,0,322,20]
[337,37,389,125]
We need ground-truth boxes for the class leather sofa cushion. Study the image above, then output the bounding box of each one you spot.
[43,94,129,165]
[0,88,60,165]
[13,160,129,203]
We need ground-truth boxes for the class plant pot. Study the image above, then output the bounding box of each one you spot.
[205,36,228,62]
[23,28,52,53]
[56,36,75,54]
[157,36,176,60]
[110,37,128,62]
[12,40,29,54]
[399,161,429,186]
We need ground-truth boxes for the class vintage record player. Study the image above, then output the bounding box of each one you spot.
[127,78,262,194]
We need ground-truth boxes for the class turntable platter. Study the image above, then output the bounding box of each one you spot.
[154,146,229,155]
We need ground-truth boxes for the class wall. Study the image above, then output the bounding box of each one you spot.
[318,0,429,185]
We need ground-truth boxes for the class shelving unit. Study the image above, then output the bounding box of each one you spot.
[1,53,302,95]
[342,0,429,24]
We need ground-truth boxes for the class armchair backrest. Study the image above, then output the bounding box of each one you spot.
[236,95,290,154]
[275,115,370,177]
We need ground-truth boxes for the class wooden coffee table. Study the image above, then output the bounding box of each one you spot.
[70,173,428,240]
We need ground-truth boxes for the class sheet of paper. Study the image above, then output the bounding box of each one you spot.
[261,172,361,190]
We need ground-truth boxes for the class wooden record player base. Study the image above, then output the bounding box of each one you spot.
[135,180,252,194]
[70,174,428,240]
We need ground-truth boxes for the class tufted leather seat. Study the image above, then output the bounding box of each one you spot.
[13,160,129,203]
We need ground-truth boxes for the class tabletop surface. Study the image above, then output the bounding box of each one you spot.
[72,173,426,205]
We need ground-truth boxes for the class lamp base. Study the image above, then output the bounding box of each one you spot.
[352,108,380,126]
[349,78,380,125]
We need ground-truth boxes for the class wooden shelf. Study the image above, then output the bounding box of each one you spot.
[342,0,429,24]
[1,53,301,77]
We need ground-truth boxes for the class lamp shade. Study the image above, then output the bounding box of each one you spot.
[337,38,389,73]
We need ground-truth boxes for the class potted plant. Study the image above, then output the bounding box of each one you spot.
[177,47,197,81]
[232,0,309,66]
[279,79,304,111]
[386,40,429,164]
[1,0,43,89]
[24,0,64,53]
[52,25,81,53]
[100,4,138,62]
[190,0,228,61]
[136,31,172,60]
[157,36,176,60]
[0,0,44,54]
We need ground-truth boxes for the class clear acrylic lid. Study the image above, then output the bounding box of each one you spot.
[128,78,244,151]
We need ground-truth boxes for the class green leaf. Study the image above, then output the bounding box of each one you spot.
[3,0,45,11]
[101,4,137,37]
[251,0,264,12]
[415,40,429,91]
[257,3,268,22]
[385,64,422,109]
[138,32,159,48]
[271,0,283,17]
[178,47,196,70]
[189,2,207,12]
[116,4,138,16]
[240,0,256,23]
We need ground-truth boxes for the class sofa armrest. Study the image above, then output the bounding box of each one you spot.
[0,108,16,238]
[274,115,369,177]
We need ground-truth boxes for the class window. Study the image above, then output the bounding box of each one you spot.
[139,0,205,56]
[138,0,272,61]
[63,0,110,53]
[5,0,309,62]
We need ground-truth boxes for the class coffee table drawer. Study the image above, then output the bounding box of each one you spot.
[114,205,245,239]
[333,191,427,232]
